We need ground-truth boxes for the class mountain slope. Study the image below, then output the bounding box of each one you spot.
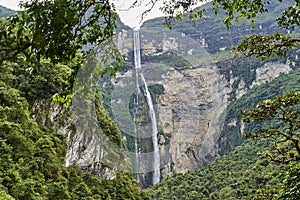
[146,140,286,199]
[0,6,15,18]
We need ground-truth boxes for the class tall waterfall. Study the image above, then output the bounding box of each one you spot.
[133,29,141,182]
[133,29,160,185]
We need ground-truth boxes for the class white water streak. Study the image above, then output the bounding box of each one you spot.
[134,30,141,69]
[140,74,160,184]
[133,29,160,184]
[133,29,141,182]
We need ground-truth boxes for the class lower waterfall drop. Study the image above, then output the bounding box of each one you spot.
[140,74,160,185]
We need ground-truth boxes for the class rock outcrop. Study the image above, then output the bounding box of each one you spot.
[252,62,291,87]
[157,65,229,175]
[32,90,129,180]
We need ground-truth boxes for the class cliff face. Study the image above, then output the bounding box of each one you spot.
[252,62,291,87]
[111,25,292,180]
[35,23,292,183]
[157,65,229,174]
[29,60,134,183]
[33,94,129,180]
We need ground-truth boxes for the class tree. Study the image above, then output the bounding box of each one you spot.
[240,91,300,163]
[0,0,124,102]
[239,91,300,198]
[2,0,117,64]
[278,162,300,199]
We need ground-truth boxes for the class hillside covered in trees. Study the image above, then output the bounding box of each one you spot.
[0,5,149,200]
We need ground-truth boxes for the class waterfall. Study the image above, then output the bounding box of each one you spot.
[133,29,160,185]
[140,74,160,185]
[133,29,141,182]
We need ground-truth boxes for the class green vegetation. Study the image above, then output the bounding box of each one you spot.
[0,57,149,199]
[4,0,118,64]
[236,91,300,199]
[241,91,300,163]
[279,162,300,199]
[144,52,192,68]
[144,1,300,195]
[148,84,164,100]
[0,40,149,200]
[147,140,286,199]
[1,0,300,198]
[219,66,300,153]
[95,93,123,147]
[0,2,148,199]
[160,0,300,60]
[138,35,300,197]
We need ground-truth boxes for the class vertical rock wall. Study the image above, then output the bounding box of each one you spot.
[113,27,292,180]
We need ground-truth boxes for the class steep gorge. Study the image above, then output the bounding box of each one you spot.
[107,18,294,183]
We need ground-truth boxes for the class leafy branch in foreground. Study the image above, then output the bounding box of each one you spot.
[278,162,300,199]
[0,0,124,105]
[240,91,300,163]
[13,0,117,63]
[0,0,120,68]
[233,32,300,60]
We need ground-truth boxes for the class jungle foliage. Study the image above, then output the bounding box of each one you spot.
[0,56,148,199]
[146,140,286,199]
[0,3,147,200]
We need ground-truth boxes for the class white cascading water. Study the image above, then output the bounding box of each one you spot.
[140,74,160,184]
[133,29,160,185]
[134,29,141,70]
[133,29,141,182]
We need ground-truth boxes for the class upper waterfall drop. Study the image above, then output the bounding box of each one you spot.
[133,29,141,69]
